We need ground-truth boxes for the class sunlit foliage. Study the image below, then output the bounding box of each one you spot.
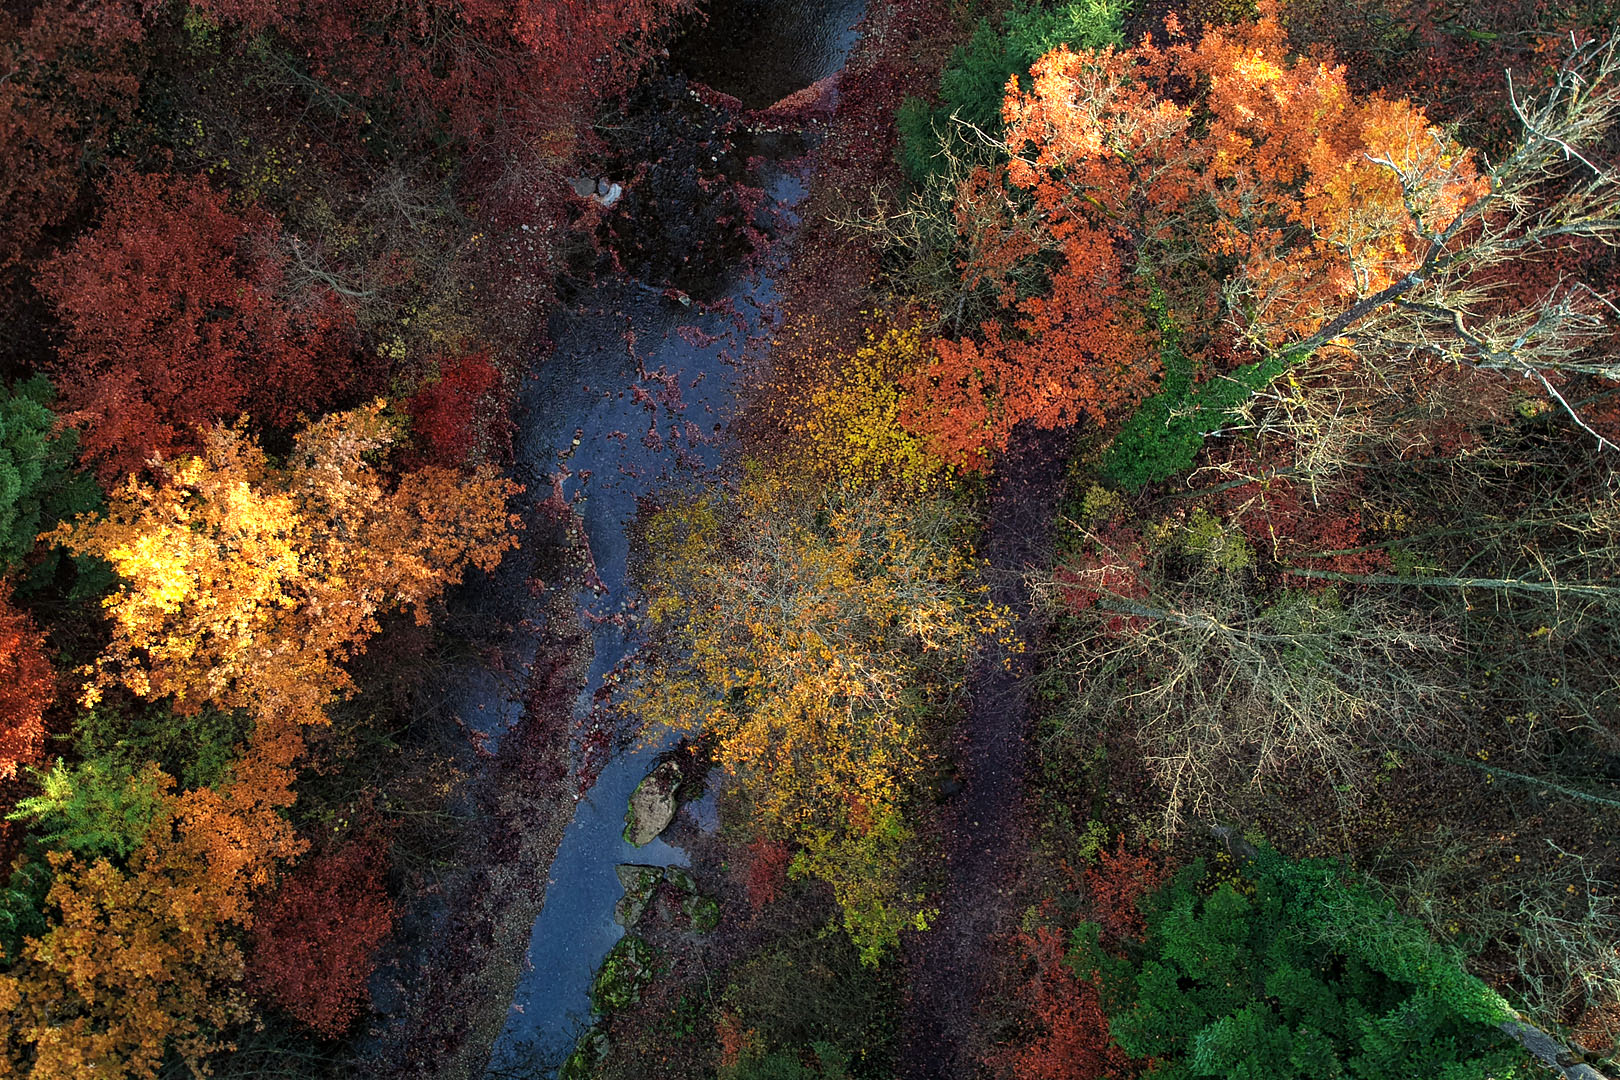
[796,323,954,491]
[630,472,1009,960]
[48,403,520,735]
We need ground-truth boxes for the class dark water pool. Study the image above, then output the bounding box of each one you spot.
[676,0,867,108]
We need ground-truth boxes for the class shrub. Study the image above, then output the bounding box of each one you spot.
[67,701,252,793]
[797,324,953,492]
[722,923,897,1078]
[8,759,170,861]
[404,352,505,467]
[1083,837,1167,941]
[745,837,792,911]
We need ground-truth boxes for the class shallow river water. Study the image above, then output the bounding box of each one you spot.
[465,1,865,1070]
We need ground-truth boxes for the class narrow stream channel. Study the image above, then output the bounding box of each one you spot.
[464,2,866,1071]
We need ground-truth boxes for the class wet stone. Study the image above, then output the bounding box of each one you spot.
[623,759,683,846]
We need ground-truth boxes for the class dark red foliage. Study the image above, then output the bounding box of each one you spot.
[1055,524,1151,630]
[37,171,359,480]
[1002,926,1135,1080]
[1083,837,1166,942]
[1588,381,1620,447]
[183,0,689,153]
[405,353,506,467]
[0,0,143,273]
[249,835,396,1038]
[1207,443,1392,577]
[0,587,55,784]
[744,836,791,911]
[1224,477,1390,577]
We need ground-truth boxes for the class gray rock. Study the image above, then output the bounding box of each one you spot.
[623,760,682,846]
[612,863,667,927]
[615,863,666,893]
[565,176,624,208]
[613,891,649,928]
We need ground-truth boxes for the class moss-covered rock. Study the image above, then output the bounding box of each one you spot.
[589,935,659,1015]
[613,864,666,927]
[624,760,682,846]
[683,893,720,933]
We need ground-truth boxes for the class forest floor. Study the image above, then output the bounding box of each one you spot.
[898,427,1070,1080]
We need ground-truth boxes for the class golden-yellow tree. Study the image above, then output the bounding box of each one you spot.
[1,404,520,1078]
[630,472,1009,960]
[48,402,520,735]
[0,788,272,1080]
[794,322,955,492]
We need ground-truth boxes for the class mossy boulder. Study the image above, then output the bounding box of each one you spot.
[683,893,720,933]
[624,760,683,846]
[613,864,666,927]
[559,1029,611,1080]
[589,935,658,1015]
[612,862,720,934]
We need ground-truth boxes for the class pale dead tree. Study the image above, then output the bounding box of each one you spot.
[1031,546,1456,833]
[831,112,1056,335]
[1264,35,1620,453]
[274,162,487,347]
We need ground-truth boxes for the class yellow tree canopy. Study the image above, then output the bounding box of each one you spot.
[48,402,521,733]
[4,404,520,1078]
[631,473,1011,960]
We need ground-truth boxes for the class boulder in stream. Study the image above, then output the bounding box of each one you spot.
[623,759,682,846]
[588,935,657,1015]
[613,864,666,927]
[614,863,719,933]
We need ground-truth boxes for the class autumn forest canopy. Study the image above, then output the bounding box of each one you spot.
[1,0,1620,1077]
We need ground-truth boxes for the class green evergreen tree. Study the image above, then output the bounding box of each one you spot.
[1071,853,1533,1080]
[0,375,102,583]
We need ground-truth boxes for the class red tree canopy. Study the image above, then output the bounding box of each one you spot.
[183,0,689,152]
[0,0,143,273]
[405,353,505,467]
[37,171,359,479]
[0,588,54,783]
[248,835,396,1038]
[1005,926,1136,1080]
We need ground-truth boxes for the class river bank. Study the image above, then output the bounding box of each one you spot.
[361,5,871,1076]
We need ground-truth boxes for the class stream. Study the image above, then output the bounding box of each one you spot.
[456,2,866,1071]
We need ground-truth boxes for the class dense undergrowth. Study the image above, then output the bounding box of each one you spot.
[590,0,1620,1076]
[3,0,1620,1076]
